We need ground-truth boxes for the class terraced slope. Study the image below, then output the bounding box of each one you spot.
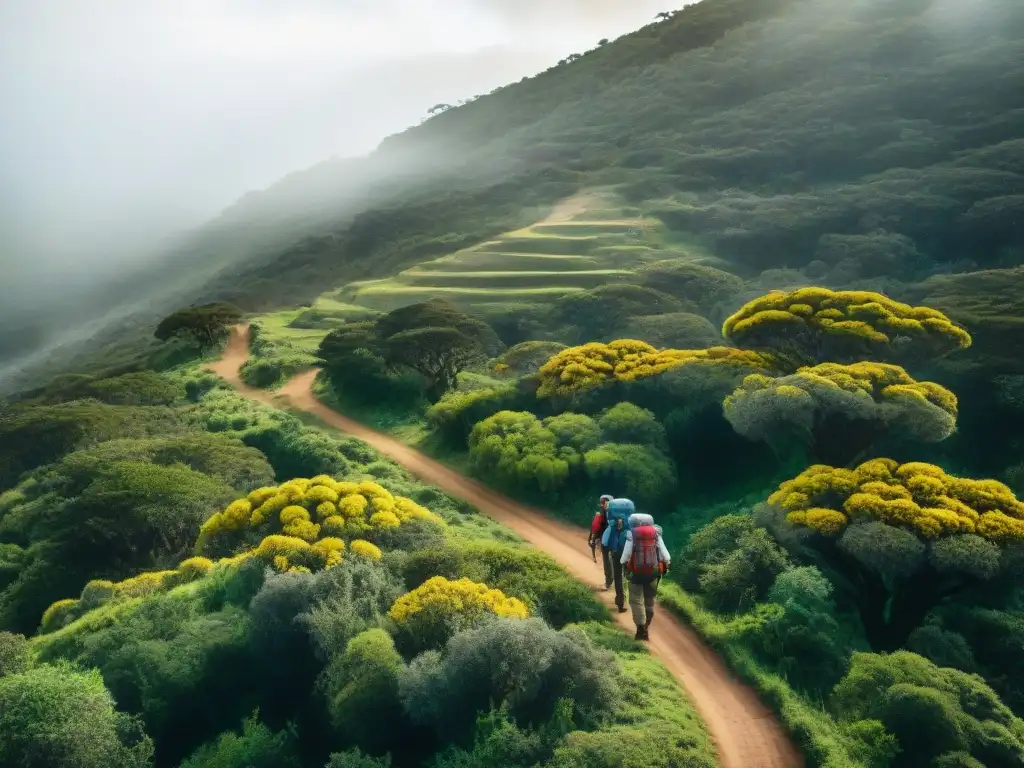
[338,196,668,315]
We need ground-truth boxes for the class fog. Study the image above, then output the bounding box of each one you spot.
[0,0,674,290]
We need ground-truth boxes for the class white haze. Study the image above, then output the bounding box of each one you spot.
[0,0,676,287]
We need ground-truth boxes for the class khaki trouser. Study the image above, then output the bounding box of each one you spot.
[628,576,660,627]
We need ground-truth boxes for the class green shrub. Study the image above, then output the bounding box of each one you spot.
[178,713,300,768]
[0,661,154,768]
[320,629,408,753]
[399,618,615,740]
[582,443,677,505]
[70,371,184,406]
[635,260,744,309]
[618,311,722,348]
[596,402,667,450]
[0,632,31,677]
[682,515,790,612]
[832,651,1024,767]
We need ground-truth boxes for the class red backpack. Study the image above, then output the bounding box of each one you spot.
[627,524,663,577]
[590,511,608,538]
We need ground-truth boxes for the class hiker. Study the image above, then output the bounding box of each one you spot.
[621,510,671,640]
[588,494,614,590]
[603,498,634,613]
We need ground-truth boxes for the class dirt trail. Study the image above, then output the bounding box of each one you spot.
[208,325,803,768]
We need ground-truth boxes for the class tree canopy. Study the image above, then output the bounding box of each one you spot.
[722,288,972,369]
[536,339,772,398]
[154,303,243,350]
[766,459,1024,649]
[724,362,959,465]
[317,299,502,400]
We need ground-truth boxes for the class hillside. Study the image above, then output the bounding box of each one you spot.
[5,0,1022,395]
[206,0,1022,304]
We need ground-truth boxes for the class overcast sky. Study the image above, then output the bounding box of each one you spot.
[0,0,676,277]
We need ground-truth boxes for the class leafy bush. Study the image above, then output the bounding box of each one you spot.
[388,576,529,654]
[0,661,154,768]
[301,558,406,661]
[443,542,607,629]
[596,402,667,450]
[635,259,744,309]
[178,713,300,768]
[197,477,443,566]
[722,287,972,369]
[832,651,1024,767]
[426,385,525,446]
[0,401,191,489]
[319,629,408,753]
[550,284,686,343]
[582,443,677,505]
[618,311,722,348]
[498,341,569,375]
[0,632,31,678]
[399,618,615,739]
[682,515,790,612]
[83,371,185,406]
[468,410,592,493]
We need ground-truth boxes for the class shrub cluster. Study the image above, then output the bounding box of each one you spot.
[772,459,1024,542]
[536,339,772,398]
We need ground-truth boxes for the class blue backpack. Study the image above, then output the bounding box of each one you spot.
[602,498,635,552]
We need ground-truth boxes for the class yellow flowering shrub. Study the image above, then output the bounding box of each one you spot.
[771,459,1024,542]
[349,539,383,561]
[40,598,79,634]
[198,476,443,555]
[723,362,959,455]
[536,339,774,397]
[722,287,971,366]
[38,475,446,636]
[37,551,232,634]
[389,576,528,650]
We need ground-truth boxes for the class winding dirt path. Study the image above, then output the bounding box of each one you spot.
[207,325,802,768]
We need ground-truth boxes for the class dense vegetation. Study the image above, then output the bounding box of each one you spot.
[310,275,1024,767]
[0,366,712,768]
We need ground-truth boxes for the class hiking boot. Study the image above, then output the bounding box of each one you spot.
[617,604,628,613]
[634,626,645,641]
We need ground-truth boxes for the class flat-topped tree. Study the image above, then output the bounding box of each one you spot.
[317,299,502,401]
[764,459,1024,651]
[536,339,773,398]
[724,362,959,466]
[374,298,502,356]
[154,302,242,351]
[722,288,972,371]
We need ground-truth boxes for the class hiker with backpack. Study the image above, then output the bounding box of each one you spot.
[602,498,634,613]
[621,509,671,640]
[588,494,614,591]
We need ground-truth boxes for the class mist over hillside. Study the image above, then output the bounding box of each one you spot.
[0,0,672,392]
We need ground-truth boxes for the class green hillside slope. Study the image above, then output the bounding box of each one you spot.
[198,0,1022,310]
